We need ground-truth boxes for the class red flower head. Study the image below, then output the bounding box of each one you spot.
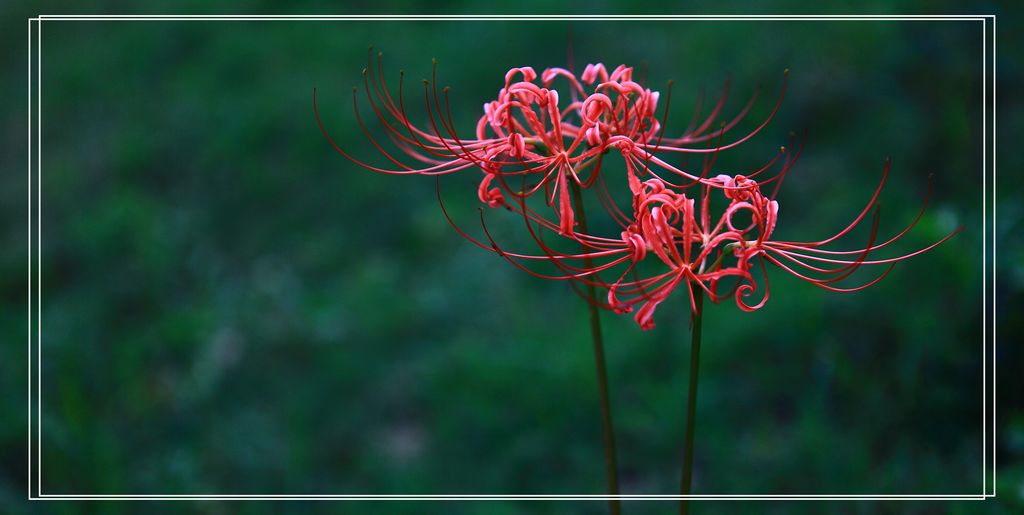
[314,51,781,232]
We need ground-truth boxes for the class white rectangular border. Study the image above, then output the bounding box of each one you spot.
[27,14,998,502]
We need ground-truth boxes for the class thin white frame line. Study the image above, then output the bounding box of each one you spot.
[33,495,990,499]
[26,17,33,502]
[983,16,997,499]
[34,18,992,22]
[35,16,42,500]
[982,17,987,498]
[35,14,995,19]
[991,14,998,499]
[32,498,990,502]
[26,14,997,502]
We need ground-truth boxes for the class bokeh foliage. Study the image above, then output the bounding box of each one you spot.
[1,3,1021,515]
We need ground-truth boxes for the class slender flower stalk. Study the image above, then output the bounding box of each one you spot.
[570,180,620,515]
[680,290,703,515]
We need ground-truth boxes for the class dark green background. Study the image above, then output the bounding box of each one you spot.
[2,2,1021,514]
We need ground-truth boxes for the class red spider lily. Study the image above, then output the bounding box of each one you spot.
[434,144,800,329]
[314,51,785,237]
[320,54,961,330]
[443,162,959,330]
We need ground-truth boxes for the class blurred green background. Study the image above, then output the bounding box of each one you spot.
[2,2,1021,514]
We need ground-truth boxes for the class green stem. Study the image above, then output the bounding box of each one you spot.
[569,180,620,515]
[680,290,704,515]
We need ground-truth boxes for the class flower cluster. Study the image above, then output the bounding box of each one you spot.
[315,51,959,330]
